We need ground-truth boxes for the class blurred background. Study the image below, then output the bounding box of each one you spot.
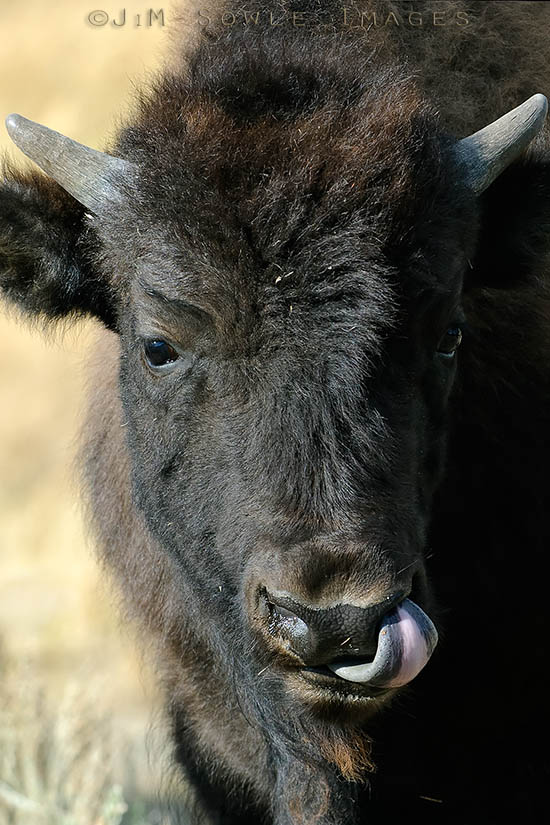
[0,2,187,822]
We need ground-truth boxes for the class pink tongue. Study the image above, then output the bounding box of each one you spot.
[383,602,435,687]
[327,598,438,687]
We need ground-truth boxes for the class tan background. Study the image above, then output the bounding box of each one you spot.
[0,2,179,820]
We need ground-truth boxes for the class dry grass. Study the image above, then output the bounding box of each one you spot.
[0,643,184,825]
[0,1,185,819]
[0,647,127,825]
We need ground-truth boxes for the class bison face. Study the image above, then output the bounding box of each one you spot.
[1,89,546,726]
[95,78,474,714]
[110,204,465,714]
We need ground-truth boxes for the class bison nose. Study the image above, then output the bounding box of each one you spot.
[260,591,438,688]
[262,591,403,666]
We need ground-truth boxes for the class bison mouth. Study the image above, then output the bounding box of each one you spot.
[298,599,438,699]
[300,665,391,703]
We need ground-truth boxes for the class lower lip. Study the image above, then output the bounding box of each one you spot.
[299,667,391,700]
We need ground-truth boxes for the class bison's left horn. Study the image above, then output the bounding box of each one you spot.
[454,93,548,194]
[5,113,133,215]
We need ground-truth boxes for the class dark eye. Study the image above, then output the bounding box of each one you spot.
[437,327,463,360]
[143,339,180,369]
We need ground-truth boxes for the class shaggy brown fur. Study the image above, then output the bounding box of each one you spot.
[318,729,376,781]
[168,0,550,134]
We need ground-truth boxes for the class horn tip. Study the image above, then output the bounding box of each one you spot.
[5,113,22,137]
[5,113,32,144]
[531,93,548,119]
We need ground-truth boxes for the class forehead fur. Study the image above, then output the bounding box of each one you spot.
[119,28,446,221]
[105,21,471,348]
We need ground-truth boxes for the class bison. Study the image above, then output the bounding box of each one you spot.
[2,1,550,822]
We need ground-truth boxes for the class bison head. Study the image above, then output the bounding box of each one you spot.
[0,45,547,754]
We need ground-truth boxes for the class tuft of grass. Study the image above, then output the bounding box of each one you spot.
[0,646,131,825]
[0,643,191,825]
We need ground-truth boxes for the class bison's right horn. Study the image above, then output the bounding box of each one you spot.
[453,93,548,194]
[5,113,133,215]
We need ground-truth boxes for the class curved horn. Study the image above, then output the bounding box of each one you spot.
[453,94,548,195]
[5,113,133,214]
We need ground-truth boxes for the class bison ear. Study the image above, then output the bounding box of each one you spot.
[0,164,118,329]
[468,136,550,289]
[1,114,134,331]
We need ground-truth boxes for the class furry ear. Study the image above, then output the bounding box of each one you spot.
[468,136,550,289]
[0,164,117,330]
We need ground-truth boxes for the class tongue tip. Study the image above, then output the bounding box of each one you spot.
[378,599,438,687]
[327,598,438,688]
[327,659,376,683]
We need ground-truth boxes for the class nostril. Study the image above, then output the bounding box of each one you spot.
[270,603,300,622]
[267,600,309,651]
[259,591,385,665]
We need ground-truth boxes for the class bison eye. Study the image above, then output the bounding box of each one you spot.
[437,327,463,360]
[143,339,180,369]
